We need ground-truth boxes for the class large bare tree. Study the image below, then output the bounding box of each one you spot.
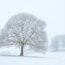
[0,13,48,56]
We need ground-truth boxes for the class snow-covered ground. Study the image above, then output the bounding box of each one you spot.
[0,46,65,65]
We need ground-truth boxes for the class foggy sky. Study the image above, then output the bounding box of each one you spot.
[0,0,65,41]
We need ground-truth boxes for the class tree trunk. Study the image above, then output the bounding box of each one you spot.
[20,45,24,56]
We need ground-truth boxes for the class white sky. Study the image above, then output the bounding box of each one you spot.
[0,0,65,41]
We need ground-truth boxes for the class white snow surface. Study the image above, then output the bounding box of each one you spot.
[0,46,65,65]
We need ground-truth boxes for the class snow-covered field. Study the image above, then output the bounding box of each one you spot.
[0,52,65,65]
[0,46,65,65]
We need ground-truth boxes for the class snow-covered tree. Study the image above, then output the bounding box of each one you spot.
[0,13,48,56]
[51,35,65,51]
[51,37,59,51]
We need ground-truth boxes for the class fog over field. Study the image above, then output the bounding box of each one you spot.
[0,0,65,65]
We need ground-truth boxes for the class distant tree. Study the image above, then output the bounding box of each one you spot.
[0,13,48,56]
[51,35,65,51]
[60,35,65,48]
[51,37,59,51]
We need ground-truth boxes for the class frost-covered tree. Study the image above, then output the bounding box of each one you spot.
[0,13,48,56]
[51,37,59,51]
[51,35,65,51]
